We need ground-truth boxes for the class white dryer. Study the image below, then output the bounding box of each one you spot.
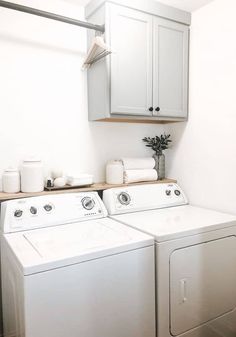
[103,183,236,337]
[1,192,155,337]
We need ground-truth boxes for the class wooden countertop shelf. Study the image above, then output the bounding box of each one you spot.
[0,178,177,201]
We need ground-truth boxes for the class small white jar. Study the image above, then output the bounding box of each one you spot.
[21,158,44,193]
[106,160,124,184]
[2,168,20,193]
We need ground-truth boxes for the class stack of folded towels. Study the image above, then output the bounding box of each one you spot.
[122,157,158,184]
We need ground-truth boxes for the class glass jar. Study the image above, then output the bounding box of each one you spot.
[2,168,20,193]
[21,158,44,192]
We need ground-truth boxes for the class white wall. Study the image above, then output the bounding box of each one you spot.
[0,0,163,183]
[166,0,236,214]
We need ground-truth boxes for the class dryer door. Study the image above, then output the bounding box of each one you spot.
[170,236,236,336]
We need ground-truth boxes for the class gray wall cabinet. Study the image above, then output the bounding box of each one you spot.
[86,0,190,124]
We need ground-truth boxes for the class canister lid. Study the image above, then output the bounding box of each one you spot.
[4,167,19,173]
[23,156,42,163]
[107,160,123,166]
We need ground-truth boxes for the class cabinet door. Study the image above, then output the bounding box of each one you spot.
[153,18,189,118]
[109,5,153,116]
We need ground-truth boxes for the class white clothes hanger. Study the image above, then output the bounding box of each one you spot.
[82,35,111,69]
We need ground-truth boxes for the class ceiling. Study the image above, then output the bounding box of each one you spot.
[69,0,215,12]
[155,0,214,12]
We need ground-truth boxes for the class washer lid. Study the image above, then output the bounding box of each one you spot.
[24,220,133,259]
[4,218,153,275]
[111,205,236,242]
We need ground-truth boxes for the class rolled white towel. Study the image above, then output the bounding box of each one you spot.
[122,157,155,170]
[124,169,158,184]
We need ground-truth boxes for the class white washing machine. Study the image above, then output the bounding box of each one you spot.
[0,192,155,337]
[103,183,236,337]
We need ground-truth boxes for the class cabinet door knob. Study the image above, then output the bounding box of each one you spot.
[149,107,154,112]
[155,107,160,112]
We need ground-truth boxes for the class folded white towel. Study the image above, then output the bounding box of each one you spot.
[124,169,158,184]
[122,157,155,170]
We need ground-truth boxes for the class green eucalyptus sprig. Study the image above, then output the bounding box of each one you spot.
[142,134,172,155]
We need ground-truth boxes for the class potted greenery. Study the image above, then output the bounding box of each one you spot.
[142,134,172,179]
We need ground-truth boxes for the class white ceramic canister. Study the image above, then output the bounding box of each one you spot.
[106,160,124,184]
[21,158,44,192]
[2,168,20,193]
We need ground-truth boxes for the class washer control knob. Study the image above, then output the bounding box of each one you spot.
[166,190,171,196]
[82,197,95,210]
[44,204,53,212]
[30,206,37,215]
[174,190,181,196]
[14,209,23,218]
[118,192,131,205]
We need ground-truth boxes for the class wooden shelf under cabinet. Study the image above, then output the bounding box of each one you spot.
[0,179,177,202]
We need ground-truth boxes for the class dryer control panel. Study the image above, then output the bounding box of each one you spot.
[103,183,188,215]
[1,192,108,233]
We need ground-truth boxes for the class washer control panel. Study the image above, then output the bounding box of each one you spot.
[103,183,188,215]
[1,192,107,233]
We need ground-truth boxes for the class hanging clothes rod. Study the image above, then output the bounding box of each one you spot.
[0,0,105,33]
